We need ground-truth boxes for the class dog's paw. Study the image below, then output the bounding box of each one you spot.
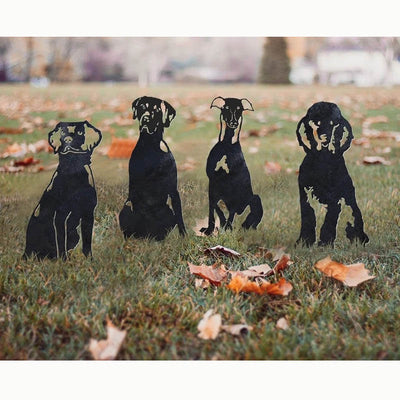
[200,227,214,236]
[296,237,315,247]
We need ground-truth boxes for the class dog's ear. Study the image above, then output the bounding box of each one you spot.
[161,100,176,128]
[81,121,102,152]
[48,123,63,153]
[338,117,353,153]
[131,97,142,120]
[296,116,311,153]
[241,98,254,111]
[210,96,225,109]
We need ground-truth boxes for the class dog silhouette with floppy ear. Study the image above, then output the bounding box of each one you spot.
[296,101,369,246]
[200,96,263,235]
[119,96,186,241]
[24,120,102,259]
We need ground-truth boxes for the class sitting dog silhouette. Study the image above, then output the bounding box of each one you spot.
[24,121,102,259]
[119,96,186,241]
[200,96,263,235]
[296,102,369,246]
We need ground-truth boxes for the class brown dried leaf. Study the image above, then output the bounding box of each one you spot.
[276,317,289,330]
[88,321,127,360]
[264,161,282,175]
[195,278,210,289]
[0,126,24,134]
[315,256,375,287]
[188,262,228,286]
[204,245,241,257]
[363,156,391,166]
[197,309,221,340]
[273,254,292,274]
[14,157,40,167]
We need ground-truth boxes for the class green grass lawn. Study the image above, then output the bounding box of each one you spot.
[0,83,399,359]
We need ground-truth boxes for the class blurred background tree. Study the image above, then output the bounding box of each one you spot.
[258,37,291,84]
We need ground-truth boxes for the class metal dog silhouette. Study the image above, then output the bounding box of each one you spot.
[200,96,263,235]
[24,121,102,259]
[119,96,186,240]
[296,102,369,246]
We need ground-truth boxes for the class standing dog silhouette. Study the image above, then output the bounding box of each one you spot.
[296,102,369,246]
[24,121,102,259]
[119,96,186,240]
[200,96,263,235]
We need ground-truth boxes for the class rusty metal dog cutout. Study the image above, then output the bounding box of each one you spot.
[296,102,369,246]
[200,96,263,235]
[24,121,102,259]
[119,96,186,241]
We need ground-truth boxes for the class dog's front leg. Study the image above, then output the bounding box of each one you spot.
[170,191,186,236]
[200,185,217,236]
[296,186,316,246]
[54,211,67,259]
[344,189,369,244]
[81,213,94,257]
[319,202,341,246]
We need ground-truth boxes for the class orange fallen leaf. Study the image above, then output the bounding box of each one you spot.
[227,275,293,296]
[107,137,137,159]
[188,262,228,286]
[260,277,293,296]
[362,156,391,166]
[315,256,375,287]
[230,263,272,278]
[264,161,282,175]
[0,126,24,134]
[204,245,241,257]
[197,309,221,340]
[88,320,127,360]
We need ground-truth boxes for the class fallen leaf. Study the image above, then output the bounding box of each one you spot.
[221,324,252,336]
[197,309,221,340]
[204,245,240,257]
[14,157,40,167]
[195,278,210,289]
[227,275,293,296]
[188,262,228,286]
[107,137,137,159]
[247,124,280,137]
[178,157,197,172]
[264,161,282,175]
[273,254,292,274]
[315,256,375,287]
[88,320,127,360]
[248,146,259,154]
[260,277,293,296]
[256,246,287,262]
[0,126,24,134]
[276,317,289,330]
[362,156,391,166]
[362,115,388,128]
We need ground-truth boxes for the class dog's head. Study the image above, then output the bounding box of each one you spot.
[296,102,353,155]
[210,96,254,130]
[132,96,176,135]
[48,121,102,155]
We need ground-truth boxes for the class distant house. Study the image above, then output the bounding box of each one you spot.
[290,48,400,86]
